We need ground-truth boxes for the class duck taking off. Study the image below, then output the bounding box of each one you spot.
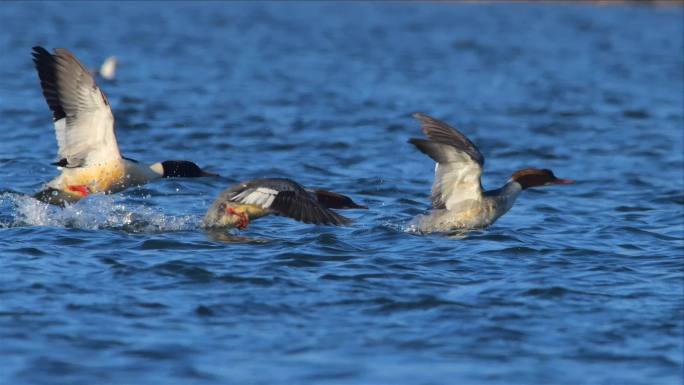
[31,46,217,206]
[202,178,365,230]
[409,113,574,233]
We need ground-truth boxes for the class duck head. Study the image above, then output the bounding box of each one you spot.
[510,168,574,189]
[158,160,218,178]
[203,201,250,229]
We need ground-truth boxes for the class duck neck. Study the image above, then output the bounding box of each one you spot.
[501,179,523,210]
[148,162,164,177]
[485,179,523,214]
[501,179,523,198]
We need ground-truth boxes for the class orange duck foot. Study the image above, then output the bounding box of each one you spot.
[67,185,89,197]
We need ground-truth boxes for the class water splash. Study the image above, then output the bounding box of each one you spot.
[0,192,198,233]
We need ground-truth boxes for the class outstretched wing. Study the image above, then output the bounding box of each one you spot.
[32,46,120,167]
[307,189,367,209]
[409,113,485,210]
[229,179,351,226]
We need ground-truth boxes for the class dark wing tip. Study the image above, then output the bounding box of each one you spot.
[31,46,68,121]
[32,46,49,54]
[31,46,60,69]
[413,112,431,122]
[413,112,444,128]
[408,137,426,153]
[271,190,353,227]
[411,112,485,167]
[32,46,52,67]
[312,189,367,210]
[412,112,455,136]
[409,138,447,163]
[300,206,352,226]
[311,207,352,226]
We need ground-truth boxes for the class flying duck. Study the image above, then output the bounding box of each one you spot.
[409,113,574,233]
[202,178,365,230]
[31,46,216,206]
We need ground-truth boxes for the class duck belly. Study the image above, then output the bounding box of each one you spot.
[417,202,498,233]
[49,160,127,195]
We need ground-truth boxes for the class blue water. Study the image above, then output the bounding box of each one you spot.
[1,2,682,384]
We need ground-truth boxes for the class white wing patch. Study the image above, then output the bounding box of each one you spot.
[54,118,68,158]
[435,161,483,210]
[233,187,278,208]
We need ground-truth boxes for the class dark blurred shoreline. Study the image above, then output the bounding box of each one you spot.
[446,0,683,7]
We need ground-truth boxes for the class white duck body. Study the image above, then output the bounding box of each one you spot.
[44,156,164,198]
[416,180,522,233]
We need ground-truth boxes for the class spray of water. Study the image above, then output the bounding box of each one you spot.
[0,192,198,233]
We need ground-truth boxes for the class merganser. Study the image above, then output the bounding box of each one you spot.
[409,113,574,233]
[202,178,364,230]
[31,46,217,206]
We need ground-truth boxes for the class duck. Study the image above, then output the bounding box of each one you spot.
[202,178,365,230]
[31,46,217,206]
[409,113,574,233]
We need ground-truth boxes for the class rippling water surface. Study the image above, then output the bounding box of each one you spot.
[1,2,682,384]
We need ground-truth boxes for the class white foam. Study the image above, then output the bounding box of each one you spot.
[1,192,198,233]
[404,223,421,234]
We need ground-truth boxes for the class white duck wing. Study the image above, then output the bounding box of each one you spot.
[229,179,351,226]
[32,46,120,167]
[232,185,279,208]
[409,113,485,210]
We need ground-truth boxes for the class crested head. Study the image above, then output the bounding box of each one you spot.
[161,160,218,178]
[510,168,575,189]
